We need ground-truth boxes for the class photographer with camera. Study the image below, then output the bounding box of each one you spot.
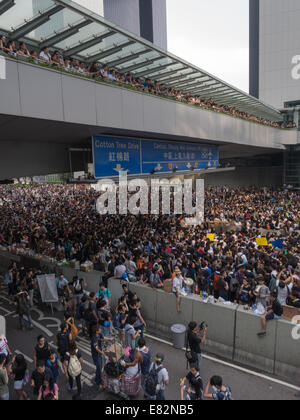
[186,321,207,369]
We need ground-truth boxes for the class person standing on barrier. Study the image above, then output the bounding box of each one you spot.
[187,321,207,369]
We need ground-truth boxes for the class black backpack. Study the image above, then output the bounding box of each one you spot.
[145,365,163,397]
[84,303,95,322]
[57,332,69,355]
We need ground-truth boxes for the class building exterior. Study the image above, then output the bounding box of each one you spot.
[250,0,300,111]
[73,0,103,15]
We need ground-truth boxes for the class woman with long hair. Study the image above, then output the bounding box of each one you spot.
[38,372,59,401]
[11,354,29,400]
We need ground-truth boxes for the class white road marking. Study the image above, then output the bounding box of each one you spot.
[4,311,16,317]
[0,305,14,316]
[144,333,300,393]
[31,320,53,337]
[15,350,33,364]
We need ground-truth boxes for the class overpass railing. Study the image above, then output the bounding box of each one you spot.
[0,51,295,131]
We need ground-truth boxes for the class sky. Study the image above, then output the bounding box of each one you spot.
[166,0,250,93]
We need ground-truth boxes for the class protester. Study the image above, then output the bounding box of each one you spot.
[0,354,9,401]
[63,341,83,396]
[180,364,203,401]
[204,375,233,400]
[46,351,59,384]
[145,353,169,400]
[0,335,12,366]
[258,292,283,337]
[187,321,207,368]
[12,354,29,400]
[91,325,114,391]
[14,288,33,330]
[31,360,53,398]
[33,335,51,368]
[37,372,59,400]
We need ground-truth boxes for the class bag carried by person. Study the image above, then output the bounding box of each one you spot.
[68,319,79,340]
[113,313,122,329]
[83,303,95,322]
[185,332,194,366]
[145,365,163,397]
[67,350,82,378]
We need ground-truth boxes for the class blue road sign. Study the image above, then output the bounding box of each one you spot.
[93,136,141,178]
[141,139,219,174]
[93,136,219,178]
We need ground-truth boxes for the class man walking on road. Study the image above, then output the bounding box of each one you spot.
[91,325,113,391]
[14,288,34,331]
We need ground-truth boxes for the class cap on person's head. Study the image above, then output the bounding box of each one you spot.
[271,292,278,299]
[155,353,165,363]
[257,275,265,282]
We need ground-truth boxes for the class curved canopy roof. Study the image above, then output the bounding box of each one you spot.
[0,0,282,121]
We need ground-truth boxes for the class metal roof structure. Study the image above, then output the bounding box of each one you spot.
[0,0,283,121]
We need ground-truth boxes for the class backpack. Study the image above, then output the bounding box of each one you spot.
[113,313,122,329]
[41,385,56,400]
[67,350,82,378]
[213,273,220,291]
[57,332,69,355]
[74,280,82,293]
[83,303,95,322]
[145,365,163,397]
[215,387,233,401]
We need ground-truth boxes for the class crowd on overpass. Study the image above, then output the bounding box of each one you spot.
[0,36,296,130]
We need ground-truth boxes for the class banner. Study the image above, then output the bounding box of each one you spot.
[37,274,58,303]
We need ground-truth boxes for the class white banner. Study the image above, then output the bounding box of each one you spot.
[37,274,58,303]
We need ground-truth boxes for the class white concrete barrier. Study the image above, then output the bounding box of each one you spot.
[0,316,6,337]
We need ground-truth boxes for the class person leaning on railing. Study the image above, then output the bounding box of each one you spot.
[0,33,294,129]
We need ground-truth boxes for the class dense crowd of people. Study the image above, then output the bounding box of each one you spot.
[0,184,300,400]
[0,268,234,401]
[0,35,296,129]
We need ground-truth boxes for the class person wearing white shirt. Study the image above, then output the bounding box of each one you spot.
[0,336,11,365]
[172,268,184,313]
[39,47,51,62]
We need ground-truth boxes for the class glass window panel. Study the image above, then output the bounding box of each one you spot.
[116,51,162,71]
[79,33,129,58]
[0,0,55,32]
[54,21,107,49]
[101,44,147,65]
[26,9,82,42]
